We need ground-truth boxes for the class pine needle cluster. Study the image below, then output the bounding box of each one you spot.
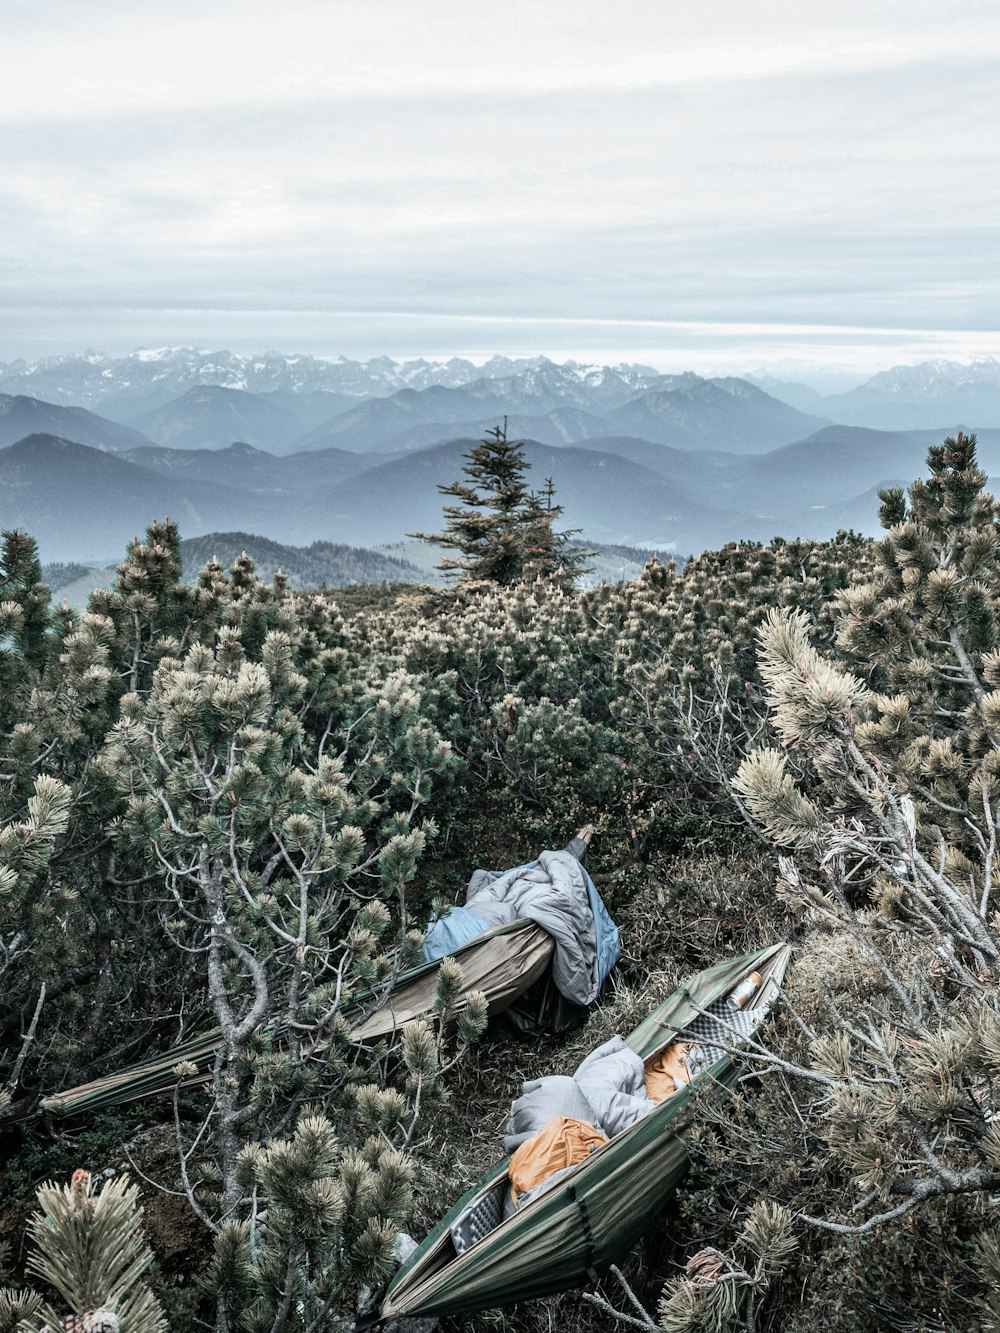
[0,1169,166,1333]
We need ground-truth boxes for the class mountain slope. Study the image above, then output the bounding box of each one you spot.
[298,438,777,552]
[571,426,957,533]
[128,386,306,452]
[743,374,828,413]
[570,434,732,489]
[722,427,930,515]
[0,395,154,451]
[177,532,428,588]
[602,377,829,452]
[295,386,515,452]
[0,434,278,562]
[294,371,827,455]
[119,440,379,493]
[257,389,360,432]
[370,407,613,454]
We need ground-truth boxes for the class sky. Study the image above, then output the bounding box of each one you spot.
[2,0,999,384]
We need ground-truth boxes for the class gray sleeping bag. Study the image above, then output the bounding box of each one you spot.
[466,850,602,1007]
[504,1035,656,1153]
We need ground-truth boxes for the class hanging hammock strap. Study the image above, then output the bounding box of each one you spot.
[568,1183,600,1285]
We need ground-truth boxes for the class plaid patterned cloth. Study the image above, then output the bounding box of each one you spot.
[448,994,764,1255]
[681,1000,759,1080]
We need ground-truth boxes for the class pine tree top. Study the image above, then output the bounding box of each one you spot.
[411,419,590,589]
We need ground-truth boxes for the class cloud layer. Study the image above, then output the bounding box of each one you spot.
[3,1,998,372]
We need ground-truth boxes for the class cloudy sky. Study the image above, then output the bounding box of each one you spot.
[2,0,998,380]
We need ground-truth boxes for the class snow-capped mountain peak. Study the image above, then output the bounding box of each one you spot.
[0,348,666,414]
[861,357,1000,397]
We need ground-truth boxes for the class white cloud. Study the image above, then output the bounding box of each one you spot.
[2,5,999,121]
[1,2,998,363]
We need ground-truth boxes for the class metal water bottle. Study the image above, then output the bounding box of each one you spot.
[728,970,763,1009]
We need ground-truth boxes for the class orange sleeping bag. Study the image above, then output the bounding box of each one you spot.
[644,1042,691,1101]
[508,1116,608,1210]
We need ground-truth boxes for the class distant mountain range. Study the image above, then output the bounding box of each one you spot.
[5,351,997,460]
[0,349,658,418]
[287,375,825,456]
[0,364,831,460]
[753,358,1000,431]
[8,421,1000,565]
[4,350,1000,567]
[3,348,999,435]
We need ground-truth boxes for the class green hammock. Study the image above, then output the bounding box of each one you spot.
[379,940,792,1322]
[41,836,612,1120]
[39,919,554,1118]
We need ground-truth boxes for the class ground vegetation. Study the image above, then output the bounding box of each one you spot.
[1,435,996,1330]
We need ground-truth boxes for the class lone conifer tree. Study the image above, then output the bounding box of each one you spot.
[412,419,589,587]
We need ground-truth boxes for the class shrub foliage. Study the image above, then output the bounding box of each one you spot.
[2,435,998,1330]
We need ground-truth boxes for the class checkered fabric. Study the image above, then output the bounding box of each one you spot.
[681,1000,759,1077]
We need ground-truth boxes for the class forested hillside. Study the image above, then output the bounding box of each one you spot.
[1,436,999,1331]
[176,533,425,589]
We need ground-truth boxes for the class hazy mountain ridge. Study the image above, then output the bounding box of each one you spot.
[41,561,94,593]
[362,407,612,455]
[862,358,1000,396]
[119,440,377,492]
[0,394,155,452]
[763,358,1000,431]
[299,437,779,551]
[743,374,828,413]
[2,428,774,562]
[0,362,838,463]
[599,377,830,453]
[8,419,996,565]
[176,532,427,588]
[0,434,281,562]
[128,385,306,451]
[6,354,1000,567]
[277,370,829,456]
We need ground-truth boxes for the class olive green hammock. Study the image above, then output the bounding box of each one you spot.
[378,940,792,1323]
[39,917,554,1118]
[42,832,615,1120]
